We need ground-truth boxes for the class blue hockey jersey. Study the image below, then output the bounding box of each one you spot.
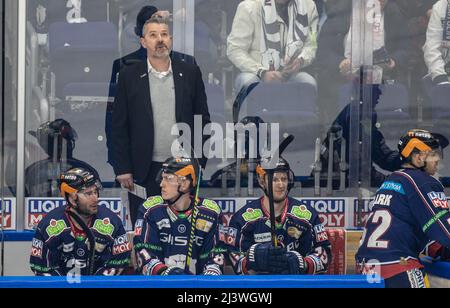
[30,205,131,276]
[224,197,331,275]
[133,196,224,275]
[356,168,450,278]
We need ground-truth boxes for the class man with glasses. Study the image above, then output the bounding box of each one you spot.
[133,157,224,275]
[223,157,331,275]
[356,129,450,288]
[29,167,131,276]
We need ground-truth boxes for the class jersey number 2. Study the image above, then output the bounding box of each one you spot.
[363,210,392,249]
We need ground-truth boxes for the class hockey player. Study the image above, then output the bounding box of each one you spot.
[356,129,450,288]
[224,157,331,275]
[133,157,224,275]
[29,167,131,276]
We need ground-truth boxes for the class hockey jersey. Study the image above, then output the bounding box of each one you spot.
[356,168,450,278]
[224,197,331,275]
[30,205,131,276]
[133,196,224,275]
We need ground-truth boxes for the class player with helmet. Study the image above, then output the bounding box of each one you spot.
[223,156,331,275]
[356,129,450,288]
[133,156,224,275]
[29,167,131,276]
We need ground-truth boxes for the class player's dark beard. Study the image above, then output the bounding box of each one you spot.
[73,198,95,218]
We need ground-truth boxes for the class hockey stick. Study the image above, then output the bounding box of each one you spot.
[186,163,202,272]
[66,210,96,275]
[264,134,294,247]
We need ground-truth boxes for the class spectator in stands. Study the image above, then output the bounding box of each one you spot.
[25,119,99,197]
[423,0,450,86]
[339,0,409,84]
[318,84,402,187]
[227,0,319,94]
[112,15,210,225]
[106,5,196,170]
[315,0,352,123]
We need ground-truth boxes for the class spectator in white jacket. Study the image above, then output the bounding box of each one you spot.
[423,0,450,85]
[227,0,319,93]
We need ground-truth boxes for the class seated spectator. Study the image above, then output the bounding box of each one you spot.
[227,0,319,94]
[423,0,450,86]
[339,0,409,84]
[25,119,99,197]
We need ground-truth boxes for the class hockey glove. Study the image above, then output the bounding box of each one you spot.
[245,243,287,273]
[285,251,308,274]
[160,266,185,275]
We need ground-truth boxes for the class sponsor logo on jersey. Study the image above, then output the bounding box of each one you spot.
[31,238,43,258]
[372,194,392,206]
[427,191,449,209]
[254,232,272,243]
[291,205,312,221]
[379,181,405,195]
[201,199,221,215]
[156,219,170,230]
[160,233,204,247]
[314,224,329,242]
[143,196,164,210]
[113,234,131,255]
[46,219,68,238]
[135,219,144,236]
[196,219,213,233]
[93,218,114,237]
[422,210,448,232]
[242,208,263,222]
[219,225,237,246]
[76,248,85,257]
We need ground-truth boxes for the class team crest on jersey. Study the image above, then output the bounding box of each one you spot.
[46,219,68,238]
[242,208,263,222]
[427,192,449,209]
[93,218,115,236]
[143,196,164,210]
[291,205,312,221]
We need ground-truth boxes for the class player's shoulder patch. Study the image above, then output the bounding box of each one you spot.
[200,199,221,215]
[45,219,68,238]
[93,217,115,237]
[290,204,313,221]
[143,196,165,210]
[242,207,264,222]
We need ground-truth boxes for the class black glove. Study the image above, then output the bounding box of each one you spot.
[161,266,185,275]
[285,251,308,275]
[245,243,287,273]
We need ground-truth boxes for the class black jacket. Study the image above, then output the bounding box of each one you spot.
[111,58,210,182]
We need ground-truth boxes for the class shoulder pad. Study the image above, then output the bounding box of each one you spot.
[143,196,165,210]
[200,199,221,215]
[290,205,313,221]
[242,208,263,222]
